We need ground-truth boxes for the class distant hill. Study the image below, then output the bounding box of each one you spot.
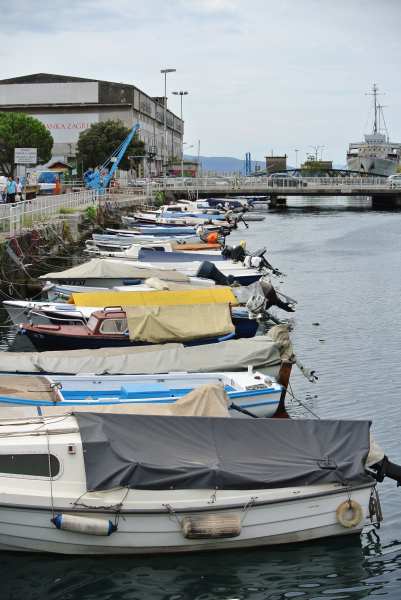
[185,155,264,175]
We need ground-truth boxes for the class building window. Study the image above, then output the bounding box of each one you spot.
[0,453,60,477]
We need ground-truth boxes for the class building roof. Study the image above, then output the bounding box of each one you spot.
[0,73,182,126]
[0,73,98,85]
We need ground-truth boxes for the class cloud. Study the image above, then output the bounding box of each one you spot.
[0,0,400,161]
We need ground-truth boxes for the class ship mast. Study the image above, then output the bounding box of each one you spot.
[366,83,379,134]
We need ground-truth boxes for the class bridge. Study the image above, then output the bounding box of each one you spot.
[140,176,401,207]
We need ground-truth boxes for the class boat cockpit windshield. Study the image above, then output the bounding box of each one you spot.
[99,318,128,335]
[86,315,99,332]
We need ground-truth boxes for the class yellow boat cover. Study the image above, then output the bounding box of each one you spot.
[124,303,234,343]
[71,286,238,308]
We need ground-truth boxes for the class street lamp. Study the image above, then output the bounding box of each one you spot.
[160,68,176,178]
[293,148,300,169]
[172,90,189,178]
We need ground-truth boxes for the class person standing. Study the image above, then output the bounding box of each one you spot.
[15,177,23,201]
[6,176,17,203]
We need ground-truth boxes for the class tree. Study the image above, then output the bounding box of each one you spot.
[0,112,53,176]
[76,120,145,172]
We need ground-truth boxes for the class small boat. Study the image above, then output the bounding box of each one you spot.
[4,287,242,326]
[84,240,222,259]
[0,370,283,417]
[0,329,293,379]
[39,258,263,288]
[121,220,224,236]
[92,232,201,247]
[15,304,243,352]
[0,412,387,554]
[39,259,216,289]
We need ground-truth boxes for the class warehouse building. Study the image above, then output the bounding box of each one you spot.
[0,73,183,175]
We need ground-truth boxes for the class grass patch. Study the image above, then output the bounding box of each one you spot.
[59,207,77,215]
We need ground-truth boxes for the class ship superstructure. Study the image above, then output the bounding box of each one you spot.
[347,84,401,176]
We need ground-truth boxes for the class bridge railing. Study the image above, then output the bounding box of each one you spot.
[125,176,392,193]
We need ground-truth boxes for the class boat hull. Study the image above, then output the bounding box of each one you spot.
[347,156,398,177]
[15,328,235,352]
[0,484,375,554]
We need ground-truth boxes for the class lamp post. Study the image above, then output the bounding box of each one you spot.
[160,68,176,179]
[294,148,300,169]
[172,90,188,179]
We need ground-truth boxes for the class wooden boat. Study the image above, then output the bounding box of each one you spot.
[15,304,256,352]
[0,413,381,554]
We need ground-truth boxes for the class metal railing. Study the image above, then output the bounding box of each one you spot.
[0,188,147,237]
[126,176,393,192]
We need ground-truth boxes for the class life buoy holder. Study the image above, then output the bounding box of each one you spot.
[336,500,363,528]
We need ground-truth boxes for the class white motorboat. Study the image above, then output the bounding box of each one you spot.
[43,277,216,301]
[0,412,380,554]
[39,258,262,289]
[39,259,225,289]
[84,240,222,259]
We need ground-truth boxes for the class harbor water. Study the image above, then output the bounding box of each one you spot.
[1,198,401,599]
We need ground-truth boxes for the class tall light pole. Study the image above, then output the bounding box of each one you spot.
[294,148,300,169]
[160,68,176,178]
[172,90,188,178]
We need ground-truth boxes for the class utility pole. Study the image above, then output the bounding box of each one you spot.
[309,145,324,161]
[172,90,189,179]
[160,68,176,179]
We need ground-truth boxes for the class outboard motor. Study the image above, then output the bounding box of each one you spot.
[247,247,284,276]
[221,245,234,259]
[221,245,246,263]
[370,456,401,486]
[259,278,295,312]
[196,261,229,286]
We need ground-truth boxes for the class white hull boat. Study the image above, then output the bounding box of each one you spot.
[84,241,221,260]
[44,278,216,301]
[0,371,283,417]
[0,414,380,554]
[39,259,221,291]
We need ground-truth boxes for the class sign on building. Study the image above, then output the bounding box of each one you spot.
[14,147,37,164]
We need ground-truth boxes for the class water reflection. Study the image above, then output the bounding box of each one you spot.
[0,538,385,600]
[2,534,401,600]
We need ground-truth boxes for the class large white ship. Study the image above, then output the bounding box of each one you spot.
[347,84,401,176]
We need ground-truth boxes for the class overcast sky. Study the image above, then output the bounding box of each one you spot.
[1,0,401,163]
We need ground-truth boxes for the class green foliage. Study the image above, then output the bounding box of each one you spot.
[85,205,97,222]
[154,191,165,207]
[76,120,145,171]
[0,112,53,176]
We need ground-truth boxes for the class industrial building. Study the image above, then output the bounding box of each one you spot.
[265,154,287,174]
[0,73,184,175]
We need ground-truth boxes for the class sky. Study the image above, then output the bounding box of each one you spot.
[1,0,401,164]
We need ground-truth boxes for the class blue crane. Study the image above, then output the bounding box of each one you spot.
[84,123,141,192]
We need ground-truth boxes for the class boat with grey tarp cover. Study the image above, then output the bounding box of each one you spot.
[0,401,389,554]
